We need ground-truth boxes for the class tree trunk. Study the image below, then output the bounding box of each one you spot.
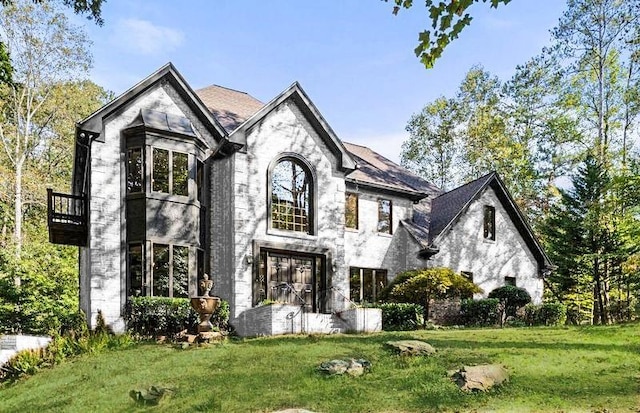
[13,159,23,257]
[593,256,606,324]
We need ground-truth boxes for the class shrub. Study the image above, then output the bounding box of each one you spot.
[375,303,424,331]
[1,323,136,384]
[125,297,230,338]
[488,285,531,318]
[524,303,567,326]
[460,298,500,326]
[380,267,482,325]
[0,348,47,382]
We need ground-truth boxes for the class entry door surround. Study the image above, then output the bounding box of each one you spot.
[251,240,332,313]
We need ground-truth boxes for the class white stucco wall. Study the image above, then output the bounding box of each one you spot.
[344,190,419,278]
[81,82,216,331]
[427,187,543,303]
[230,100,349,320]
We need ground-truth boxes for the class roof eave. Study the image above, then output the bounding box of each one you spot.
[229,82,357,172]
[79,62,228,143]
[346,178,428,202]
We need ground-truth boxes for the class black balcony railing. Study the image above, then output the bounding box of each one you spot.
[47,188,88,246]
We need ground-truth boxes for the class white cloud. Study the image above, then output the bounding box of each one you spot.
[113,18,184,55]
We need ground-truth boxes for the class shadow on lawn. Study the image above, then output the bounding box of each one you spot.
[424,338,640,354]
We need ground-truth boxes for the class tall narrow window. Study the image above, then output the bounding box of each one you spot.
[377,199,392,234]
[483,205,496,240]
[172,246,189,297]
[270,158,313,234]
[196,160,204,203]
[345,193,358,229]
[152,244,170,296]
[152,148,169,193]
[128,243,144,296]
[173,152,188,196]
[127,148,143,193]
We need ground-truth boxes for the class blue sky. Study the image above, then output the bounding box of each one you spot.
[75,1,567,164]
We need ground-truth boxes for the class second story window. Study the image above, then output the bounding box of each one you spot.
[484,205,496,240]
[377,198,392,234]
[345,193,358,229]
[152,148,189,196]
[127,148,143,193]
[270,157,313,234]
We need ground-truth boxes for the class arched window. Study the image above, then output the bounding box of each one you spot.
[270,157,314,234]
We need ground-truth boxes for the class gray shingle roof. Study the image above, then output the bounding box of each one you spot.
[195,84,264,133]
[429,172,496,242]
[343,142,441,198]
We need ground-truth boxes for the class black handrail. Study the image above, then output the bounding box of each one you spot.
[47,189,87,226]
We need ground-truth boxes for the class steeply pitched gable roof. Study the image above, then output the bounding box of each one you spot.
[344,142,441,201]
[425,171,553,270]
[229,81,357,172]
[429,172,496,242]
[195,85,264,133]
[77,63,227,143]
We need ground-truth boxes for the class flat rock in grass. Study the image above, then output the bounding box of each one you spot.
[386,340,436,356]
[450,364,509,392]
[318,359,371,377]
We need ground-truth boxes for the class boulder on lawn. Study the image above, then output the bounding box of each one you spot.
[318,358,371,377]
[450,364,509,392]
[385,340,436,356]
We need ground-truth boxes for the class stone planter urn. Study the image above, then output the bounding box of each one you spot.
[190,273,220,333]
[190,296,221,333]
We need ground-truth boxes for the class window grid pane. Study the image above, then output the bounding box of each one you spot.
[153,148,169,193]
[152,244,170,297]
[484,205,496,240]
[172,246,189,297]
[173,152,188,196]
[128,243,144,296]
[377,199,392,234]
[272,200,308,232]
[345,193,358,229]
[127,148,143,193]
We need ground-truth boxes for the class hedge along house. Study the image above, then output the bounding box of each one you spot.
[47,63,553,335]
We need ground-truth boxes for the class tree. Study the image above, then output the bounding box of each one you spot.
[384,0,513,68]
[401,97,460,190]
[551,0,640,168]
[540,155,630,324]
[0,0,105,23]
[383,267,482,325]
[0,0,92,254]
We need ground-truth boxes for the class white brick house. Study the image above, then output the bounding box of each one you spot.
[47,63,552,335]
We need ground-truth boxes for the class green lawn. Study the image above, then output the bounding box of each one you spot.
[1,324,639,412]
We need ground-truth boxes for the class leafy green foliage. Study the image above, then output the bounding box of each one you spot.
[0,321,135,384]
[125,297,230,338]
[488,285,532,317]
[460,298,500,326]
[375,302,424,330]
[523,303,567,326]
[384,0,513,68]
[382,267,481,325]
[0,242,79,335]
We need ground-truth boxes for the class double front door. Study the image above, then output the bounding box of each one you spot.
[255,250,326,313]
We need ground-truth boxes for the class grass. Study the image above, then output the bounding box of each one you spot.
[1,324,639,412]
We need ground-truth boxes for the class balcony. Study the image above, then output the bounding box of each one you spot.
[47,189,88,246]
